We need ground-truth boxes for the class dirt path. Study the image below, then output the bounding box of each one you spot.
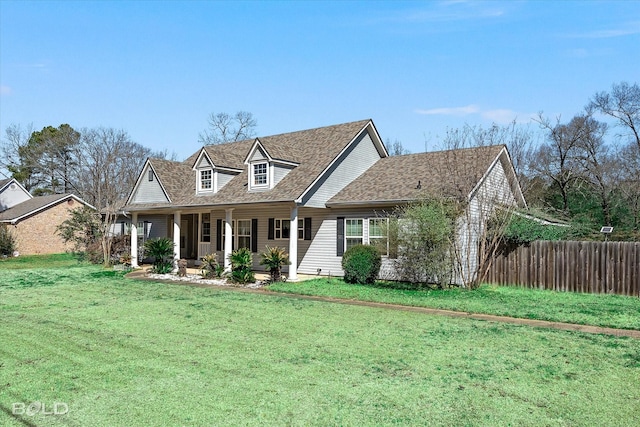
[126,271,640,339]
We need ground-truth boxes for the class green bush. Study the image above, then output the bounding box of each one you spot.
[259,245,290,282]
[502,214,570,246]
[0,224,17,257]
[342,244,381,285]
[144,237,175,274]
[229,247,255,284]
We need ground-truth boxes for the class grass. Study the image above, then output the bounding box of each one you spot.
[1,260,640,425]
[267,278,640,330]
[0,252,84,270]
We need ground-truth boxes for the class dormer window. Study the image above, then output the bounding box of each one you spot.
[200,169,212,191]
[252,162,268,187]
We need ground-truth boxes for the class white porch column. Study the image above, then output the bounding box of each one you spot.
[197,212,202,259]
[288,205,298,281]
[224,208,234,272]
[173,211,181,265]
[130,212,138,268]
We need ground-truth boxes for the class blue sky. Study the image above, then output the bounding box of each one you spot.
[1,0,639,159]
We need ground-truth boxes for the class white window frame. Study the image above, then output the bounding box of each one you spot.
[199,169,213,191]
[222,219,252,250]
[345,219,364,251]
[236,219,252,250]
[201,213,211,243]
[343,217,389,256]
[251,161,269,188]
[298,219,304,240]
[368,218,389,256]
[274,218,291,240]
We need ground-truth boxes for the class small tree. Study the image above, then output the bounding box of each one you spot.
[229,247,255,284]
[259,245,290,282]
[0,224,17,257]
[57,206,102,261]
[144,237,175,274]
[342,244,381,285]
[391,197,458,289]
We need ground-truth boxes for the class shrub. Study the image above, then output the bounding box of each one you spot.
[229,247,255,284]
[0,224,17,257]
[201,253,225,279]
[502,214,570,246]
[342,244,381,285]
[144,237,175,274]
[391,198,457,288]
[259,245,290,282]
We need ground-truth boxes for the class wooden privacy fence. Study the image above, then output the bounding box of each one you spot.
[485,240,640,296]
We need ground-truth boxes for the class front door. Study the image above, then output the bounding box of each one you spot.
[180,219,188,258]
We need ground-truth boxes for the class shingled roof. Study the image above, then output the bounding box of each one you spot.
[327,145,507,206]
[0,193,91,222]
[124,119,376,209]
[0,178,10,190]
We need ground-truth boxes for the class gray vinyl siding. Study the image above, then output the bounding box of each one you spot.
[110,214,169,238]
[131,165,169,204]
[0,183,31,211]
[273,164,293,186]
[297,207,395,278]
[217,171,235,191]
[141,215,170,239]
[302,132,383,208]
[196,155,212,168]
[251,147,267,161]
[455,157,518,285]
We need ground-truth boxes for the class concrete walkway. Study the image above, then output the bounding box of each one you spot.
[126,270,640,339]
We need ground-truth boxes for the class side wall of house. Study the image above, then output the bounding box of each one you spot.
[0,183,31,212]
[302,132,383,208]
[12,199,81,255]
[455,155,518,285]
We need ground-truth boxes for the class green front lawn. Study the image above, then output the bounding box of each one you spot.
[1,260,639,425]
[268,278,640,330]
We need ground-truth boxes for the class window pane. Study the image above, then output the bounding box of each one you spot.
[281,219,290,239]
[237,220,251,235]
[369,219,384,237]
[346,238,363,251]
[346,219,363,237]
[238,236,251,250]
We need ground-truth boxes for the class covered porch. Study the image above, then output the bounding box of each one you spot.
[129,203,304,281]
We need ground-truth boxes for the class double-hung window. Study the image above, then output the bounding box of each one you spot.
[237,220,252,249]
[221,219,252,250]
[201,214,211,242]
[200,169,212,191]
[345,219,363,251]
[253,162,268,186]
[274,219,290,239]
[369,218,388,256]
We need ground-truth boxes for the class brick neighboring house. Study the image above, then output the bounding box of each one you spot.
[0,178,94,255]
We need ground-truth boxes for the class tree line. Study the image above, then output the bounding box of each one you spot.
[2,81,638,246]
